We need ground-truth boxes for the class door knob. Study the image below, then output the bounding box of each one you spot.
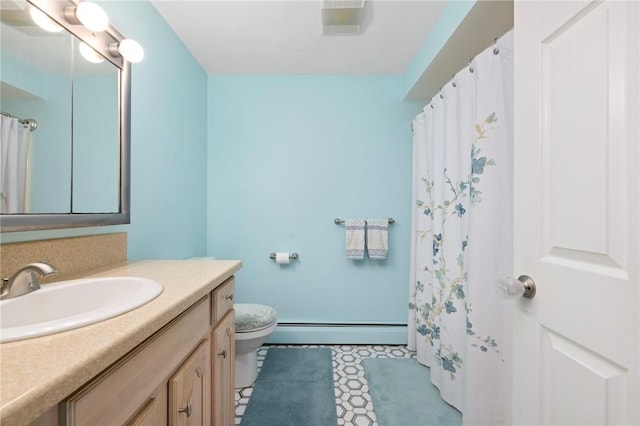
[496,275,536,299]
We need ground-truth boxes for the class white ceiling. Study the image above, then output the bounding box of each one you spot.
[150,0,448,75]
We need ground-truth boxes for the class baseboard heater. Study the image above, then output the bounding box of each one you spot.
[277,322,406,327]
[268,322,408,345]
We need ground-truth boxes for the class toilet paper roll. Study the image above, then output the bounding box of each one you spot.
[275,252,290,264]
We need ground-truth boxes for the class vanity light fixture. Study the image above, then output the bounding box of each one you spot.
[109,39,144,63]
[64,1,109,32]
[78,42,105,63]
[30,6,63,33]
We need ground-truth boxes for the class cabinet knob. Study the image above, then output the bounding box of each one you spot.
[179,402,192,417]
[225,294,234,300]
[218,349,227,359]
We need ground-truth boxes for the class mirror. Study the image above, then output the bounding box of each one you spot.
[0,0,130,231]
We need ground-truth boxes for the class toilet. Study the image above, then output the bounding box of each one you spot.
[234,303,277,388]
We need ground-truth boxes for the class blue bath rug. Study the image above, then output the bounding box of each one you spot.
[363,358,462,426]
[240,347,338,426]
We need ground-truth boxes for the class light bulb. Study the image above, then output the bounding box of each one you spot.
[79,42,105,64]
[116,39,144,63]
[75,2,109,32]
[30,6,63,33]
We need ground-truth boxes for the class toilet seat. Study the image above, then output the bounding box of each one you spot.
[234,303,277,333]
[233,303,277,388]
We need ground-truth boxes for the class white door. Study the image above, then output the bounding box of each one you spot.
[513,0,639,425]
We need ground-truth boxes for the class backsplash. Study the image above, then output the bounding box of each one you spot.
[0,233,127,283]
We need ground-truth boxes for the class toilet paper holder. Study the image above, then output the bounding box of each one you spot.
[269,252,299,261]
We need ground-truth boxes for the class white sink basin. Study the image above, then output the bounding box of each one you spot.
[0,277,163,343]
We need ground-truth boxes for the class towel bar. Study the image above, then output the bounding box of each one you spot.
[334,218,395,225]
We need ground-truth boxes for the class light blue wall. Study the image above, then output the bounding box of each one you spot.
[207,75,423,342]
[0,53,48,99]
[93,1,208,259]
[402,0,476,99]
[1,1,208,261]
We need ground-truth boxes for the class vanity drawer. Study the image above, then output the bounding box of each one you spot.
[212,276,235,324]
[60,296,210,426]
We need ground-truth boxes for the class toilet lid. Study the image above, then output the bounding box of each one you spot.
[234,304,277,332]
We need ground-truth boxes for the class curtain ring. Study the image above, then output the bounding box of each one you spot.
[469,66,474,73]
[452,81,457,88]
[430,104,434,109]
[439,93,444,99]
[493,48,500,55]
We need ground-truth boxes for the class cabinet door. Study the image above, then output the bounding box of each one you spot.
[61,297,210,426]
[212,311,235,426]
[169,340,211,426]
[126,385,167,426]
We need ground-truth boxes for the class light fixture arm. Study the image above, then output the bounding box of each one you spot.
[108,42,120,58]
[63,6,81,25]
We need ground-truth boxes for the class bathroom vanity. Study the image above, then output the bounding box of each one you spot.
[0,259,240,426]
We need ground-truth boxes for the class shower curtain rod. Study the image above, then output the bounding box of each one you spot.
[409,28,513,133]
[1,111,38,132]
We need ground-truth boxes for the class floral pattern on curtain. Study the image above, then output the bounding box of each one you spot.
[408,30,514,425]
[413,113,504,375]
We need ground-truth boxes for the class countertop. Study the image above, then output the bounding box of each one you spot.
[0,259,242,426]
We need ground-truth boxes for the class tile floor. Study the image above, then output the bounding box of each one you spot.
[234,344,415,426]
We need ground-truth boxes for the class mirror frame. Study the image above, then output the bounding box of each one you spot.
[1,0,130,232]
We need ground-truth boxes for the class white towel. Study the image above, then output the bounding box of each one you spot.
[366,219,388,260]
[345,219,365,260]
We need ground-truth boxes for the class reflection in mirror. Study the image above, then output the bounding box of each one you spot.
[0,0,133,231]
[1,1,73,213]
[72,38,120,213]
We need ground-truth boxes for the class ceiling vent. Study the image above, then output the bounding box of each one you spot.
[0,1,55,36]
[1,0,28,25]
[321,0,365,35]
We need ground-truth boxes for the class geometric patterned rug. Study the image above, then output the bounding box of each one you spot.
[235,344,416,426]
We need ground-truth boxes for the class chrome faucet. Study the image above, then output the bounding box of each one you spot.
[1,262,57,300]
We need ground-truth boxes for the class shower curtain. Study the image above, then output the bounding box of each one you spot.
[1,115,31,213]
[408,31,513,425]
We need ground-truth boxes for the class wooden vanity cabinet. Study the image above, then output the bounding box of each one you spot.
[168,340,211,426]
[126,385,167,426]
[52,276,236,426]
[211,277,235,426]
[211,312,234,426]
